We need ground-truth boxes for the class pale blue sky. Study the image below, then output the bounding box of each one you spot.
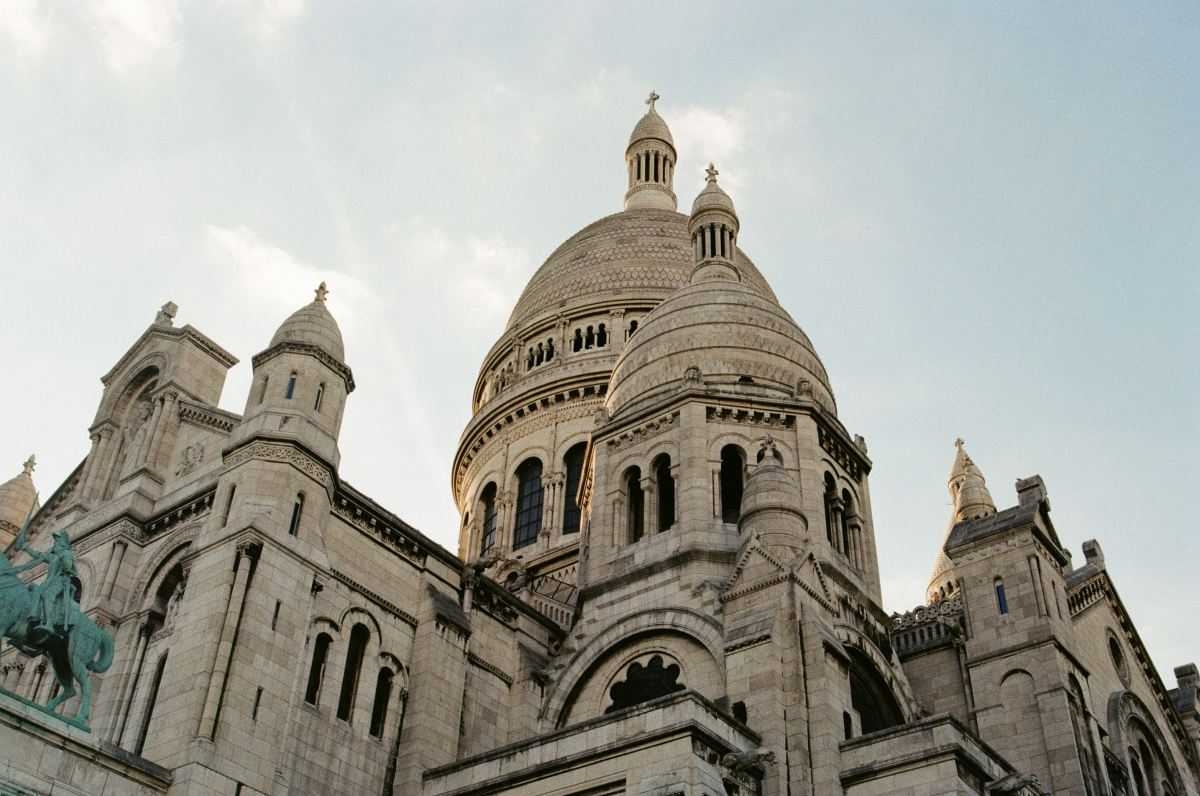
[1,2,1196,681]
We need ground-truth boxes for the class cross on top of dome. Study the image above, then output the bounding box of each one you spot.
[22,455,35,476]
[645,90,660,112]
[314,281,329,304]
[705,163,719,183]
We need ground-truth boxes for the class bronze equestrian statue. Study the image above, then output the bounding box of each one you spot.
[0,515,113,727]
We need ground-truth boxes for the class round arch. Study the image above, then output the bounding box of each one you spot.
[1107,689,1187,796]
[542,606,725,728]
[125,527,199,614]
[834,623,917,722]
[339,606,383,640]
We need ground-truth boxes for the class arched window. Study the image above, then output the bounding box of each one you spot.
[846,648,903,736]
[627,320,638,339]
[719,445,745,524]
[513,459,544,549]
[562,443,586,535]
[134,653,168,756]
[994,577,1009,615]
[626,467,644,543]
[285,372,297,400]
[314,383,325,412]
[1068,675,1102,795]
[479,482,498,553]
[585,326,595,349]
[337,624,370,722]
[597,324,607,347]
[823,473,837,546]
[258,376,269,405]
[305,633,332,705]
[288,493,304,537]
[546,338,555,362]
[654,454,674,532]
[369,667,394,738]
[605,654,683,713]
[573,329,583,352]
[526,348,535,370]
[221,483,237,528]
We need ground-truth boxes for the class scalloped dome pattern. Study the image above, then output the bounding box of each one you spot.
[270,300,345,362]
[0,467,36,531]
[605,277,835,419]
[628,110,674,149]
[505,209,776,331]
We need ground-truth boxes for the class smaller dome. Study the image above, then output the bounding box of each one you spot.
[740,446,803,524]
[270,282,345,362]
[627,91,675,151]
[0,456,38,532]
[691,171,737,217]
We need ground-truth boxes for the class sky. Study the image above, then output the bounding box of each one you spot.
[1,2,1197,684]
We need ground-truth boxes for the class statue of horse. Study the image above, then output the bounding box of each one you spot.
[0,550,114,725]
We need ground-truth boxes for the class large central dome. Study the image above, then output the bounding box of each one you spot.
[505,208,777,331]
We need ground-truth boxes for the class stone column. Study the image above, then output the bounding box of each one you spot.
[84,427,117,501]
[145,390,178,473]
[100,540,128,602]
[112,620,153,744]
[77,432,102,499]
[196,540,260,739]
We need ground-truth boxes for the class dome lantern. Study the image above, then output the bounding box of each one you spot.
[624,91,678,211]
[688,163,741,283]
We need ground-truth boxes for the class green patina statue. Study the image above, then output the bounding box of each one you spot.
[0,513,113,727]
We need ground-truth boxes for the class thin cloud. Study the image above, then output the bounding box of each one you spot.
[219,0,306,43]
[89,0,181,75]
[0,0,54,60]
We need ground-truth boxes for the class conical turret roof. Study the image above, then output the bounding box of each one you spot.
[270,281,345,362]
[0,456,38,533]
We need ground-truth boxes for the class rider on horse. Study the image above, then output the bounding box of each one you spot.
[19,531,77,636]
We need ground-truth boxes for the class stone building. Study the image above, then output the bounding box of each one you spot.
[1,94,1197,796]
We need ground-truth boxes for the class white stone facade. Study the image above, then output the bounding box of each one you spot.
[2,96,1197,796]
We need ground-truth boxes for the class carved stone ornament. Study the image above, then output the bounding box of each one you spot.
[176,442,205,477]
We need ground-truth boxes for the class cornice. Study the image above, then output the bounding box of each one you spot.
[252,341,355,393]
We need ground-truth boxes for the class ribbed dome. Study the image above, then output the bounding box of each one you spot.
[605,276,835,419]
[505,209,776,330]
[0,458,37,532]
[270,291,345,362]
[628,109,674,150]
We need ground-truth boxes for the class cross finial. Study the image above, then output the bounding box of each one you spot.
[645,90,660,112]
[954,437,965,450]
[22,455,35,476]
[314,281,329,303]
[705,163,719,183]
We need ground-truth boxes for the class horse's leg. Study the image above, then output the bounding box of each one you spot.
[74,644,94,724]
[45,673,75,713]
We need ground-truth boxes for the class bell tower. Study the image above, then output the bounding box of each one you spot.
[624,91,678,211]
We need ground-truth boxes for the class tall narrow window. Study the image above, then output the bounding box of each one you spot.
[841,489,854,562]
[720,225,727,257]
[285,372,297,399]
[546,338,555,361]
[994,578,1009,615]
[480,482,498,552]
[252,687,263,721]
[314,383,325,412]
[288,493,304,536]
[823,473,837,544]
[654,151,660,182]
[221,483,237,527]
[337,624,370,722]
[135,653,168,756]
[626,467,644,543]
[271,600,281,631]
[597,324,607,347]
[585,326,595,349]
[513,459,544,549]
[720,445,745,524]
[304,633,332,705]
[654,454,674,532]
[562,444,586,535]
[636,153,642,180]
[573,329,583,352]
[369,668,394,738]
[627,320,639,339]
[258,376,269,405]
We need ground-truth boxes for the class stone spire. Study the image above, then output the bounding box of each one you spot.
[0,455,39,548]
[624,91,678,211]
[929,438,997,601]
[688,163,741,283]
[947,438,996,523]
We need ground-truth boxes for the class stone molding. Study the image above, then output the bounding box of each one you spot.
[329,568,418,627]
[604,410,678,451]
[177,399,239,434]
[467,652,514,687]
[331,496,426,567]
[252,340,355,392]
[817,420,867,482]
[223,439,334,490]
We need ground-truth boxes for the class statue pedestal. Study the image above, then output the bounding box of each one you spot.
[0,689,170,794]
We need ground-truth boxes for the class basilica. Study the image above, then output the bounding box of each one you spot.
[1,95,1197,796]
